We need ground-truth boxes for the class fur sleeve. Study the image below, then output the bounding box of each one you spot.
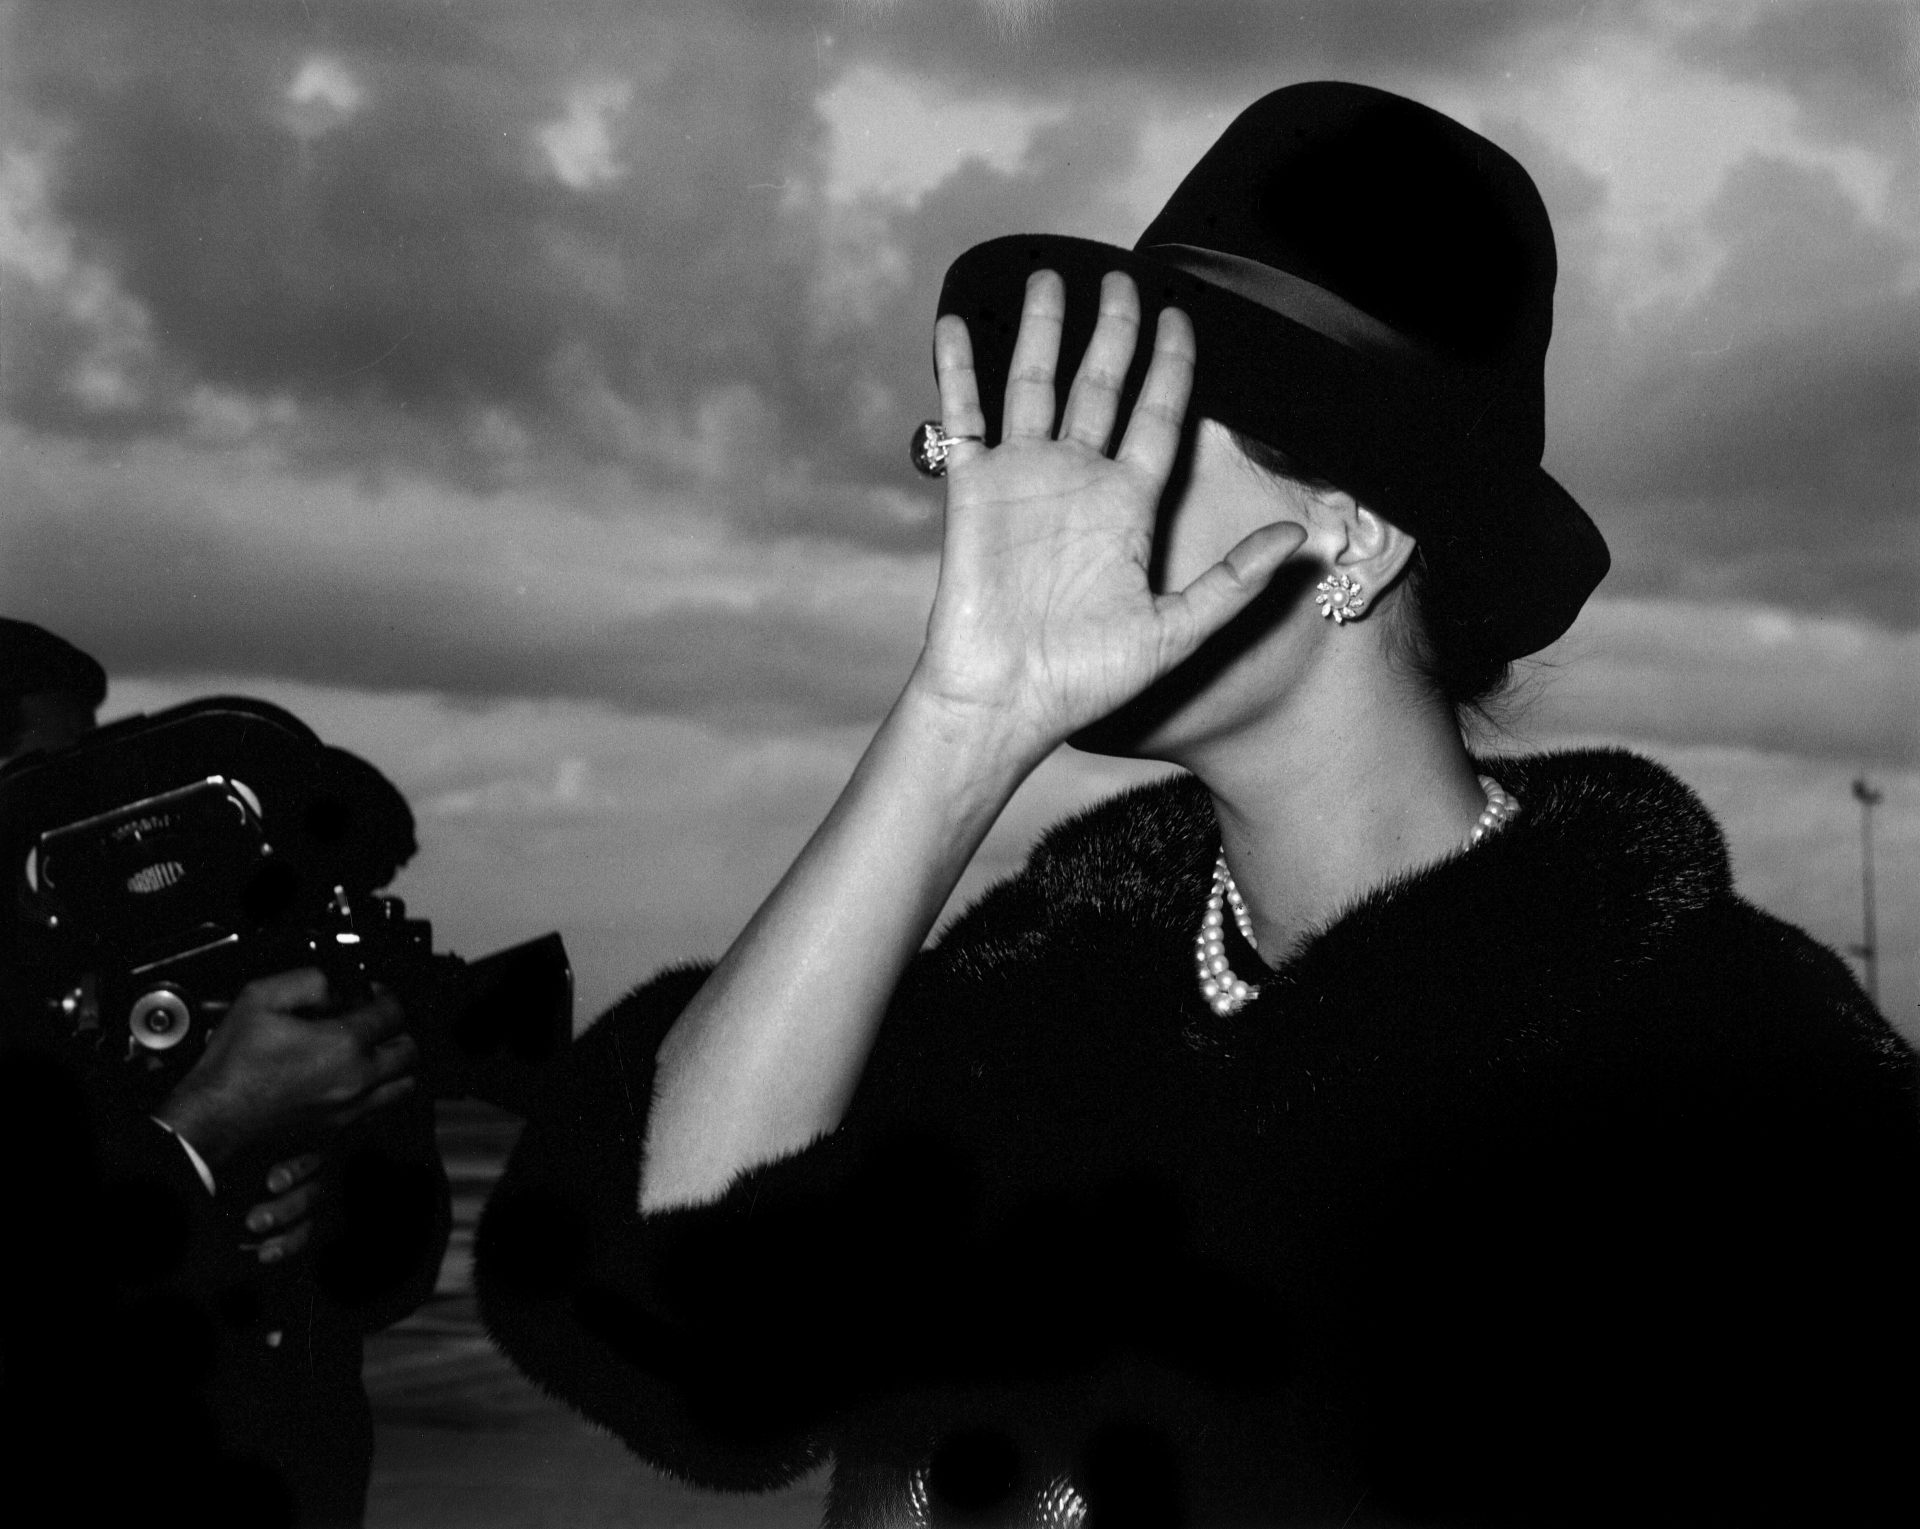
[477,962,985,1489]
[475,963,822,1487]
[473,938,1118,1489]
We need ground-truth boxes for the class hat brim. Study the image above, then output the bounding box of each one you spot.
[936,234,1607,661]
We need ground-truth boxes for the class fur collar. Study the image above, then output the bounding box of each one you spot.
[955,747,1729,965]
[866,748,1785,1234]
[928,749,1740,1082]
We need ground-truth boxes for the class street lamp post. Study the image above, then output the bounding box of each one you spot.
[1851,776,1883,1010]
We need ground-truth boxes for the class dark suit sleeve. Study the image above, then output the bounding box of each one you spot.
[0,1041,288,1523]
[1,1042,225,1291]
[473,965,828,1487]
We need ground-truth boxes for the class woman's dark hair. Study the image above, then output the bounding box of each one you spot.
[1226,430,1513,726]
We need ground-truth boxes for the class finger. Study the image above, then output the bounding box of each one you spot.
[339,1073,418,1127]
[1158,522,1309,658]
[337,990,405,1050]
[366,1031,420,1085]
[1058,271,1140,451]
[237,968,329,1013]
[254,1220,311,1264]
[1114,306,1197,476]
[932,314,987,464]
[246,1178,321,1235]
[265,1152,324,1195]
[367,1074,418,1113]
[1001,269,1066,440]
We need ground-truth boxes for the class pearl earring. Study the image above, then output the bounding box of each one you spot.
[1314,572,1366,624]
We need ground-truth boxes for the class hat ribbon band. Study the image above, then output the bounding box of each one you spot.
[1141,243,1427,362]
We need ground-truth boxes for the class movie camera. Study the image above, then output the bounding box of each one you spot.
[0,697,572,1117]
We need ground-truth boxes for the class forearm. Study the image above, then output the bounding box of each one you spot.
[639,680,1041,1212]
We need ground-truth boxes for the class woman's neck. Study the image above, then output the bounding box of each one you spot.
[1186,652,1489,964]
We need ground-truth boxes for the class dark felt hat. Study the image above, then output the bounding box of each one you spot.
[935,81,1608,661]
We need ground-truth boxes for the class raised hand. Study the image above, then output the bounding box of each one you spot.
[910,269,1304,758]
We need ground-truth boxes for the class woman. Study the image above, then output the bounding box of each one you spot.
[477,84,1920,1526]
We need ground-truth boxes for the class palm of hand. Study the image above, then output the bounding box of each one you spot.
[912,272,1302,756]
[922,434,1182,739]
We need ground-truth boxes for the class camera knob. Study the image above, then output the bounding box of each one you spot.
[128,989,193,1051]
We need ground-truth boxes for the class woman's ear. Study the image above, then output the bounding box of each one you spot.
[1328,498,1416,601]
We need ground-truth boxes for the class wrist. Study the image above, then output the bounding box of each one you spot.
[823,677,1044,888]
[896,663,1056,784]
[153,1088,238,1172]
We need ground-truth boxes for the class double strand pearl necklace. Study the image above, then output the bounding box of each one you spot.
[1195,774,1520,1017]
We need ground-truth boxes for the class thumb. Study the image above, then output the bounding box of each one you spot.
[1157,522,1309,656]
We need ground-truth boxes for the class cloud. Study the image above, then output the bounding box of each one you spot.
[8,2,832,455]
[1555,155,1918,625]
[0,1,1607,465]
[840,0,1578,94]
[4,1,1041,557]
[817,63,1067,206]
[4,0,1912,773]
[538,80,633,191]
[1526,598,1920,766]
[1575,311,1916,625]
[0,424,933,725]
[284,55,366,140]
[1677,0,1920,150]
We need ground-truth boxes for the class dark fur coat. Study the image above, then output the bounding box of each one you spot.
[477,751,1920,1526]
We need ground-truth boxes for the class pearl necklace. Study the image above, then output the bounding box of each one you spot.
[1195,775,1520,1017]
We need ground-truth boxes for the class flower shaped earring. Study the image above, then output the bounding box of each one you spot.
[1314,572,1367,624]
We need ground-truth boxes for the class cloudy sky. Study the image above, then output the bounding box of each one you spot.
[2,0,1915,1034]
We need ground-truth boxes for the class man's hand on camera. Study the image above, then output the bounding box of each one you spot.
[152,969,419,1173]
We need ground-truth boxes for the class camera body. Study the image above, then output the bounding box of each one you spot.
[0,697,571,1117]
